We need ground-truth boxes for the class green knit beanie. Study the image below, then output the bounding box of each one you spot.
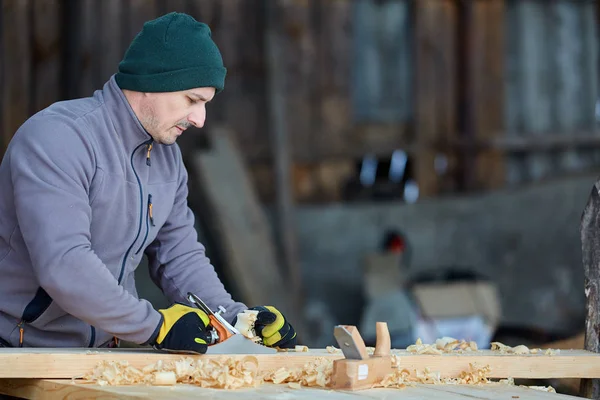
[115,12,226,93]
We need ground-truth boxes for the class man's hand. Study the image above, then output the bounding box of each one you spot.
[249,306,297,348]
[151,303,211,354]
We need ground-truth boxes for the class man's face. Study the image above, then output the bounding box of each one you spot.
[137,87,216,145]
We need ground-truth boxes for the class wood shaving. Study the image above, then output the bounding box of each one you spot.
[406,337,478,354]
[263,358,333,387]
[498,377,556,393]
[81,356,261,389]
[295,345,309,352]
[491,342,559,356]
[376,362,492,388]
[326,346,341,354]
[234,309,261,344]
[526,385,556,392]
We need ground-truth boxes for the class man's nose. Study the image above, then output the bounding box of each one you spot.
[188,107,206,128]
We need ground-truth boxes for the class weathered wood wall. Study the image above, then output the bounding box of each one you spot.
[0,0,598,203]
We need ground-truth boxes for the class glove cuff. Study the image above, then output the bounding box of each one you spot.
[142,313,164,346]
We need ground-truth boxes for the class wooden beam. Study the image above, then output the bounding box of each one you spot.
[1,348,600,380]
[580,183,600,398]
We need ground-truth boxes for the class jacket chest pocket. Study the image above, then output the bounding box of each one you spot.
[134,182,177,254]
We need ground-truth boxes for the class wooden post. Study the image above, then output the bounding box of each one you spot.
[581,183,600,398]
[264,1,305,323]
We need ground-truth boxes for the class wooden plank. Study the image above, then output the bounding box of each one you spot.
[126,0,159,44]
[580,183,600,398]
[278,0,315,162]
[264,1,304,314]
[2,348,600,380]
[66,0,100,98]
[313,1,352,155]
[414,0,456,198]
[1,0,32,159]
[98,0,124,86]
[32,0,63,112]
[0,380,579,400]
[462,0,505,191]
[208,0,268,161]
[187,127,297,328]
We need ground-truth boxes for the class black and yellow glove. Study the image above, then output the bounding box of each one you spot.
[151,303,211,354]
[249,306,297,349]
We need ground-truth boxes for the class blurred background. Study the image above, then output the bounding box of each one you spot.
[0,0,598,391]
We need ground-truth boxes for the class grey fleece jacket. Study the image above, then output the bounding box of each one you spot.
[0,76,247,348]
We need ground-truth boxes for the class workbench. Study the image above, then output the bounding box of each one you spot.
[0,347,595,399]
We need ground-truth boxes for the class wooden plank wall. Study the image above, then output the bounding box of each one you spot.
[0,0,597,203]
[505,0,599,186]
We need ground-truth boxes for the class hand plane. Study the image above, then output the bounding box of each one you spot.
[186,292,276,355]
[329,322,393,390]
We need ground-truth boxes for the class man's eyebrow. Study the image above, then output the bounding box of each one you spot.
[188,92,211,102]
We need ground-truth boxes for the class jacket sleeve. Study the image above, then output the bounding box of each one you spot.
[9,117,162,345]
[144,146,247,324]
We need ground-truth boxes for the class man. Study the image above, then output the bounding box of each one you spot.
[0,12,296,354]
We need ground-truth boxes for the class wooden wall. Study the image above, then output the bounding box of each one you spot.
[0,0,598,204]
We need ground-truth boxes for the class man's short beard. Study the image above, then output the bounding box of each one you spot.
[139,101,160,138]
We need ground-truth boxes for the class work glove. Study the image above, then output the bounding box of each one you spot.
[151,303,212,354]
[249,306,297,349]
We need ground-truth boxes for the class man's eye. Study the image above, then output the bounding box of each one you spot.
[188,97,198,104]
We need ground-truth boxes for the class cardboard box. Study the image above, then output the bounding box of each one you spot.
[410,281,501,327]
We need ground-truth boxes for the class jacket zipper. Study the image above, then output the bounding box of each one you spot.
[16,287,53,347]
[118,140,153,284]
[135,193,153,255]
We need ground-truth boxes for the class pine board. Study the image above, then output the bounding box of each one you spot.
[0,348,599,380]
[0,380,584,400]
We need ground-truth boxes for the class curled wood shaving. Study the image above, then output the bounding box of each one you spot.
[526,385,556,392]
[234,310,262,344]
[491,342,559,356]
[295,345,309,352]
[263,358,333,387]
[498,377,556,392]
[376,362,492,388]
[326,346,341,354]
[406,337,478,354]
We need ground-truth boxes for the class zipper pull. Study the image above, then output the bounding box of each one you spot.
[148,194,155,226]
[146,143,153,166]
[18,321,24,347]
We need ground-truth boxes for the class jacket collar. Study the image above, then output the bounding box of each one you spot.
[100,75,153,153]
